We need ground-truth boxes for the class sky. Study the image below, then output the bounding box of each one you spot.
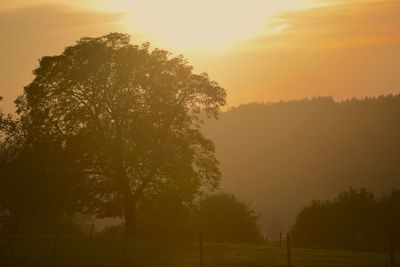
[0,0,399,112]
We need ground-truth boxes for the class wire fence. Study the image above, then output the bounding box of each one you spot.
[0,233,398,267]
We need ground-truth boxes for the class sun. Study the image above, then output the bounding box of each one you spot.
[114,1,269,50]
[93,0,316,51]
[126,2,268,49]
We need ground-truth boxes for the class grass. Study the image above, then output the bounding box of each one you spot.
[0,235,397,267]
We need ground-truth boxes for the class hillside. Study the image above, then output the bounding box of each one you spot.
[203,95,400,238]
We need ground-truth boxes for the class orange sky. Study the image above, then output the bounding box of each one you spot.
[0,0,399,112]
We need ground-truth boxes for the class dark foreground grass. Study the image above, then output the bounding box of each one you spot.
[0,235,397,267]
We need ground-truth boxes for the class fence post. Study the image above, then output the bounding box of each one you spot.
[199,232,204,267]
[89,223,94,237]
[53,234,58,267]
[122,233,128,266]
[286,233,291,267]
[390,237,396,267]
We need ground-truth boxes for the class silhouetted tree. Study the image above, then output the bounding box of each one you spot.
[196,193,263,243]
[291,187,400,251]
[135,187,195,239]
[16,33,226,237]
[380,189,400,242]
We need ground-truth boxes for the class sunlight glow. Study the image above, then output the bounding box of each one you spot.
[93,0,317,50]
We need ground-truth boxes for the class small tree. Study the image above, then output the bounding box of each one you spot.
[196,193,263,243]
[291,188,381,249]
[17,33,226,237]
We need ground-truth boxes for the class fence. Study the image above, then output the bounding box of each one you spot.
[0,232,398,267]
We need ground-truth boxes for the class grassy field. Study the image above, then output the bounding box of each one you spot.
[0,235,397,267]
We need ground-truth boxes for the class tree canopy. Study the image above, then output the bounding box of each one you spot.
[196,193,263,243]
[9,33,226,236]
[291,188,400,250]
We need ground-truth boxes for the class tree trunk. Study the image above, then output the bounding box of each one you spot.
[113,131,137,238]
[124,196,137,238]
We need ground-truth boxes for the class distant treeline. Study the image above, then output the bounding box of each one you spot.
[204,94,400,236]
[291,188,400,251]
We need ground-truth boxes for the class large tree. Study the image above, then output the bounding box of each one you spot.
[17,33,226,237]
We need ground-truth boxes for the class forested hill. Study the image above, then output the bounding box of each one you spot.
[203,95,400,238]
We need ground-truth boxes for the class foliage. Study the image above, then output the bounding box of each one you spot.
[195,193,263,243]
[291,188,400,250]
[135,188,196,239]
[0,109,86,234]
[96,193,263,243]
[12,32,226,236]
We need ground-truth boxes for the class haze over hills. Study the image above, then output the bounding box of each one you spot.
[203,95,400,238]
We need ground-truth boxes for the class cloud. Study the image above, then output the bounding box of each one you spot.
[249,0,400,51]
[0,4,121,38]
[270,24,290,34]
[0,4,122,112]
[205,1,400,106]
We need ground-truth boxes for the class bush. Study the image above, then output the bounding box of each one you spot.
[291,188,400,251]
[195,193,263,243]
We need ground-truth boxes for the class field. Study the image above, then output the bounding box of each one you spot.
[0,236,397,267]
